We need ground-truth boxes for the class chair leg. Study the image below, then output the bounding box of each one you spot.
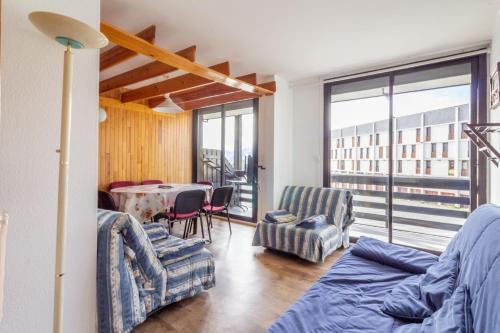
[183,219,189,239]
[199,215,205,238]
[226,210,232,234]
[205,213,212,243]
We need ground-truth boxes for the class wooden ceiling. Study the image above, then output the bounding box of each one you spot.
[99,21,276,115]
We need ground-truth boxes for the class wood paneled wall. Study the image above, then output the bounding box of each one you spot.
[98,104,193,190]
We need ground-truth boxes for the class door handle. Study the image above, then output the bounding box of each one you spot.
[258,165,266,170]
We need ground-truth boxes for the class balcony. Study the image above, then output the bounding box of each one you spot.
[331,173,470,252]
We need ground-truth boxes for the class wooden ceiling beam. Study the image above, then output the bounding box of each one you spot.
[120,62,230,103]
[171,73,257,103]
[99,96,174,118]
[175,81,276,110]
[99,45,196,93]
[100,25,156,71]
[147,96,167,108]
[100,20,274,96]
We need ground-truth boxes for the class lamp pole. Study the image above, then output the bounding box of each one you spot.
[53,44,73,333]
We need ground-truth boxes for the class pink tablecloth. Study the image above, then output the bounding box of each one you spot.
[110,183,212,222]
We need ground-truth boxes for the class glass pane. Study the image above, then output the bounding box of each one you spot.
[224,104,255,219]
[197,110,222,187]
[330,76,390,242]
[392,62,471,252]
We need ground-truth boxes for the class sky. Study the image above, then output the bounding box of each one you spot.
[331,85,470,130]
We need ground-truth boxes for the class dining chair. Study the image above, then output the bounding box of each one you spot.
[142,179,163,185]
[160,190,206,239]
[98,191,117,211]
[202,186,234,242]
[109,181,135,191]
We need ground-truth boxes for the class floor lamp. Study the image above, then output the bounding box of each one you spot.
[28,12,108,333]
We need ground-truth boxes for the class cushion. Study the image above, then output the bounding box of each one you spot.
[394,285,472,333]
[381,251,459,322]
[420,251,460,311]
[155,238,206,265]
[142,223,169,242]
[351,237,438,274]
[264,210,297,223]
[203,204,225,212]
[296,214,326,227]
[381,275,433,322]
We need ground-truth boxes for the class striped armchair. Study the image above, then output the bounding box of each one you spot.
[252,186,354,263]
[97,210,215,333]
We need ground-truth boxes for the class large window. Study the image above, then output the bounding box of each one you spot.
[324,56,487,252]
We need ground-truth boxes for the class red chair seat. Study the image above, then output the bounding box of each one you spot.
[167,211,199,220]
[203,205,225,213]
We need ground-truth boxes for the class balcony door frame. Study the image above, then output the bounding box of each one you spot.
[323,54,488,247]
[192,99,259,222]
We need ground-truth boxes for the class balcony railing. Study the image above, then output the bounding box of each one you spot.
[330,173,470,235]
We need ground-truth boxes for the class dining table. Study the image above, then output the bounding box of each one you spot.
[110,183,212,222]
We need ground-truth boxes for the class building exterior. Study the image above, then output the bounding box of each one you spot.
[331,104,470,181]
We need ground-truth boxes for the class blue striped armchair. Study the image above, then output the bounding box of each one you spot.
[97,210,215,333]
[252,186,354,263]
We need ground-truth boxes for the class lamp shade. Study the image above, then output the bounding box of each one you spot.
[153,95,183,114]
[99,107,107,122]
[29,11,108,49]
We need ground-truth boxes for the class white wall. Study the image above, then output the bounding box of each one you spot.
[291,80,323,187]
[258,76,293,217]
[490,19,500,205]
[0,1,100,332]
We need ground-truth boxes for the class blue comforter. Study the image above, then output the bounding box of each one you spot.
[267,247,436,333]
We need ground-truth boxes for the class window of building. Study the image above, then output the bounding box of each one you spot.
[411,144,416,158]
[340,160,345,170]
[369,134,373,146]
[352,160,355,171]
[397,160,402,173]
[336,138,340,148]
[360,148,363,159]
[442,142,448,158]
[448,123,455,140]
[334,150,338,159]
[425,160,431,175]
[352,136,355,147]
[369,160,373,172]
[379,146,383,158]
[431,143,437,158]
[376,133,380,145]
[376,160,380,172]
[366,148,369,159]
[425,127,432,141]
[402,145,407,158]
[416,128,421,142]
[416,160,421,174]
[448,160,455,176]
[357,136,361,147]
[349,149,353,159]
[356,161,360,172]
[461,160,469,177]
[398,130,403,144]
[461,123,468,139]
[341,137,344,148]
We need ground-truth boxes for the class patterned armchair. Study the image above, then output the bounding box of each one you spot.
[97,210,215,333]
[252,186,354,263]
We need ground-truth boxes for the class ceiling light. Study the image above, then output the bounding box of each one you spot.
[153,94,183,114]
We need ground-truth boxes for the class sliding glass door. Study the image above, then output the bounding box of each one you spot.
[325,56,487,252]
[329,76,391,242]
[194,99,258,221]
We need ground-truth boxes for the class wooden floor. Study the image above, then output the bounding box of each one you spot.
[134,218,345,333]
